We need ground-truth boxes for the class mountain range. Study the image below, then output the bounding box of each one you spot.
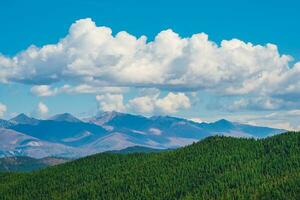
[0,111,285,158]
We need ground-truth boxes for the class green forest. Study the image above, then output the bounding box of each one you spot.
[0,132,299,200]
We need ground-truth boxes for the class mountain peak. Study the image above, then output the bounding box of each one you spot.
[49,113,81,123]
[210,119,234,129]
[10,113,39,125]
[215,119,231,124]
[98,111,125,118]
[150,115,184,121]
[89,111,126,125]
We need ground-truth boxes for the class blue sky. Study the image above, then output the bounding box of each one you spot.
[0,0,300,130]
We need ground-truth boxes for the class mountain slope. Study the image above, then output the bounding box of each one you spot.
[89,112,284,139]
[10,119,108,147]
[0,132,299,200]
[107,146,165,154]
[49,113,82,123]
[0,119,13,128]
[9,114,39,125]
[0,128,79,158]
[0,156,70,172]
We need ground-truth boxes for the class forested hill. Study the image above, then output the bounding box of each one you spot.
[0,132,299,200]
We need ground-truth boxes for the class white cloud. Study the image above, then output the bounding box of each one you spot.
[129,92,191,114]
[94,92,191,115]
[214,110,300,131]
[31,85,58,96]
[227,97,284,111]
[31,84,125,96]
[0,18,298,96]
[37,102,49,116]
[129,95,155,114]
[155,93,191,114]
[62,85,125,94]
[0,103,7,117]
[96,94,126,112]
[2,17,300,128]
[189,117,203,123]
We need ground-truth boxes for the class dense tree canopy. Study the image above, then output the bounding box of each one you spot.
[0,132,299,200]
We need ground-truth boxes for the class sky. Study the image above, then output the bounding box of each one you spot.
[0,0,300,130]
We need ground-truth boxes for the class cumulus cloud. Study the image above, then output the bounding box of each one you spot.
[0,18,298,94]
[96,94,126,112]
[1,18,300,114]
[31,85,58,96]
[37,102,49,116]
[95,92,191,115]
[0,102,7,117]
[129,92,191,114]
[155,93,191,114]
[129,95,156,114]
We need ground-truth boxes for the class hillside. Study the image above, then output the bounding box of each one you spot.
[0,132,299,200]
[107,146,166,154]
[0,157,70,172]
[0,146,162,172]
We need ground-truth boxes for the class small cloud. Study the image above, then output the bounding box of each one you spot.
[189,117,203,123]
[37,102,49,116]
[96,94,126,112]
[129,95,156,114]
[0,102,7,117]
[129,92,191,115]
[31,85,58,97]
[155,92,191,114]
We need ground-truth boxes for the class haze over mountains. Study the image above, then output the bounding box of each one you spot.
[0,111,285,158]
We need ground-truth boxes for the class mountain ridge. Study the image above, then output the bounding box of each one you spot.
[49,113,82,123]
[9,113,39,125]
[0,111,286,158]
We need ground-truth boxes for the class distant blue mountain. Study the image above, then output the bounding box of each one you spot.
[49,113,82,123]
[106,112,152,130]
[10,113,39,125]
[10,114,108,147]
[0,128,79,158]
[0,111,286,158]
[0,119,13,128]
[93,112,284,139]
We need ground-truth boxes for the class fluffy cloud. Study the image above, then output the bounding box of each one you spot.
[1,18,300,114]
[96,94,126,112]
[0,19,298,93]
[31,85,58,96]
[95,92,191,115]
[155,93,191,114]
[37,102,49,116]
[129,95,155,114]
[0,103,7,117]
[129,92,191,114]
